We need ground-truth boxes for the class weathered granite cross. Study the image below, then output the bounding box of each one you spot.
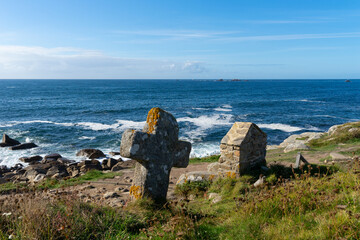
[120,107,191,203]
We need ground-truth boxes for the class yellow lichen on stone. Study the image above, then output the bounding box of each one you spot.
[146,107,161,133]
[129,185,142,200]
[226,171,236,179]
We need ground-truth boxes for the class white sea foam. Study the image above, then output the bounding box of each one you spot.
[78,136,96,140]
[0,120,74,128]
[190,142,220,157]
[117,120,146,131]
[178,114,233,129]
[257,123,303,132]
[285,99,325,103]
[214,104,232,112]
[0,119,146,132]
[178,114,233,140]
[76,122,118,131]
[222,104,232,109]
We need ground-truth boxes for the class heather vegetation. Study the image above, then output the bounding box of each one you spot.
[1,160,358,239]
[1,122,360,239]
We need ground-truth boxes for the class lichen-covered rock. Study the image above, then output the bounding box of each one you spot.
[216,122,267,174]
[120,107,191,203]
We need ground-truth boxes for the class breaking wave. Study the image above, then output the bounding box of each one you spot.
[257,123,303,132]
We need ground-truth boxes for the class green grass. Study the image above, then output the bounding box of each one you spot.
[309,122,360,147]
[36,170,122,189]
[319,155,332,162]
[0,182,27,193]
[1,162,357,240]
[340,148,360,157]
[189,155,220,164]
[296,136,309,141]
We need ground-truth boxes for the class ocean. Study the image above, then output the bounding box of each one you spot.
[0,79,359,167]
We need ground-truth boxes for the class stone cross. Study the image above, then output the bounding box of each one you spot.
[120,107,191,203]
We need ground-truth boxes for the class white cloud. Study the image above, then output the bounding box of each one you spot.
[217,32,360,42]
[112,30,240,40]
[0,45,208,78]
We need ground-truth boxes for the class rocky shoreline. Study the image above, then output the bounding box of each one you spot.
[0,134,136,185]
[1,121,359,186]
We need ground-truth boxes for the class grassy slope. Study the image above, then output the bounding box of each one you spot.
[1,122,360,239]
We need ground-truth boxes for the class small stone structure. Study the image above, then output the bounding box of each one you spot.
[208,122,267,175]
[120,107,191,203]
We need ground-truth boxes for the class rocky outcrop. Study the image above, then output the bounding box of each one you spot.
[9,143,38,150]
[284,142,310,153]
[278,132,324,153]
[101,158,120,170]
[42,153,62,163]
[19,155,42,163]
[209,122,267,175]
[120,107,191,203]
[76,149,106,159]
[0,134,21,147]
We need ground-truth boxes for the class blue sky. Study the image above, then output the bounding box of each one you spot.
[0,0,359,79]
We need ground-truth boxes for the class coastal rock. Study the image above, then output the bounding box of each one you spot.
[46,165,68,178]
[284,142,310,153]
[0,165,9,174]
[76,149,106,159]
[42,153,62,162]
[0,134,21,147]
[279,132,323,153]
[19,155,42,163]
[33,174,46,183]
[9,143,38,150]
[109,152,120,156]
[101,158,118,170]
[120,107,191,203]
[328,124,342,136]
[266,145,279,150]
[216,122,267,175]
[103,191,119,199]
[208,193,222,203]
[207,162,220,172]
[23,163,52,181]
[111,162,123,172]
[279,132,323,149]
[79,160,101,172]
[66,165,80,178]
[57,158,75,165]
[177,171,217,185]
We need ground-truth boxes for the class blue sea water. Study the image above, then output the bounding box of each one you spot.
[0,79,359,167]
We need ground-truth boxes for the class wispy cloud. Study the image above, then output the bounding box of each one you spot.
[245,19,335,24]
[0,45,208,78]
[216,32,360,42]
[112,30,239,39]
